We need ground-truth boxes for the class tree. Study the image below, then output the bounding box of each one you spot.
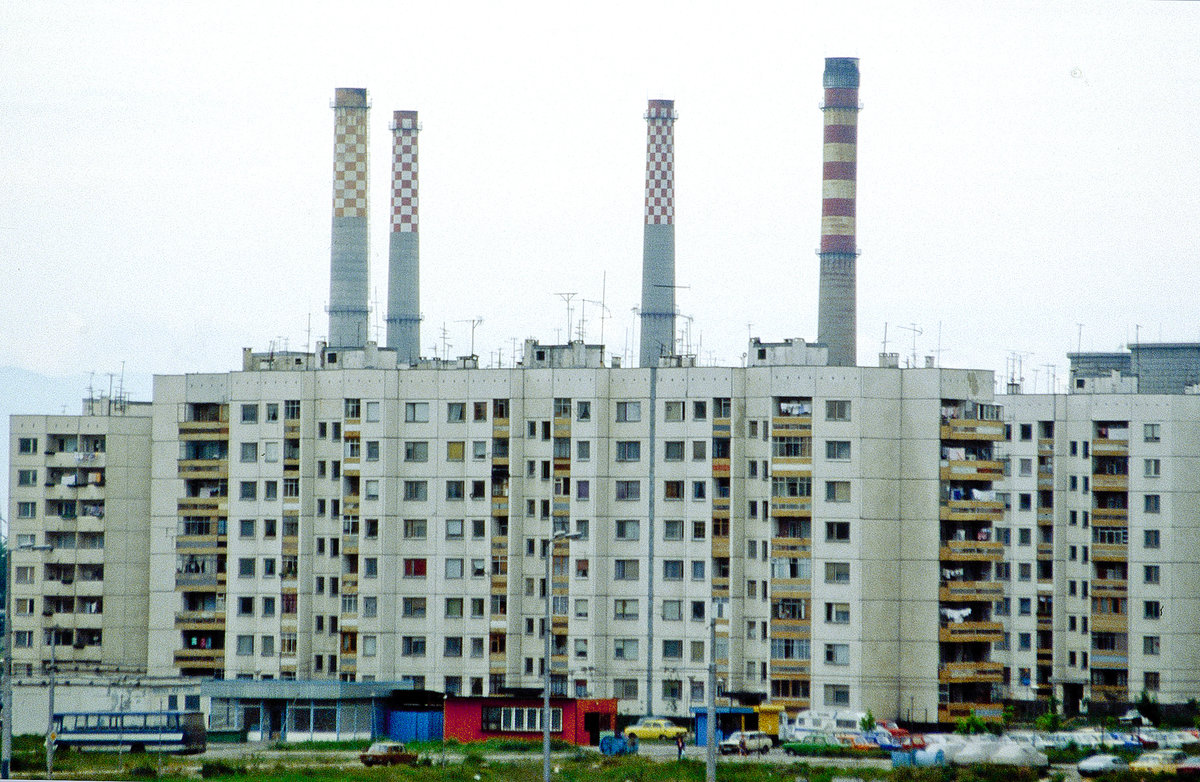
[955,710,988,735]
[860,710,876,733]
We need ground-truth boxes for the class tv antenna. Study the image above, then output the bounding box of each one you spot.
[456,318,483,357]
[555,293,577,344]
[896,323,923,367]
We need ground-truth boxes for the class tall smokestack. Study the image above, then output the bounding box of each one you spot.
[816,58,860,367]
[639,98,677,367]
[386,110,421,363]
[328,87,370,348]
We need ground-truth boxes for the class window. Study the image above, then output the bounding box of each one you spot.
[446,480,465,500]
[664,401,684,422]
[446,402,465,422]
[614,638,639,660]
[692,560,706,580]
[825,521,850,541]
[1145,458,1161,478]
[573,400,591,421]
[663,519,683,540]
[363,479,379,501]
[1144,494,1161,514]
[615,481,640,501]
[1018,527,1032,546]
[263,480,278,500]
[239,442,257,463]
[16,502,36,519]
[691,480,706,501]
[714,397,731,417]
[610,519,640,542]
[616,441,641,462]
[574,599,589,618]
[1018,633,1031,651]
[663,600,682,621]
[613,679,639,700]
[663,560,684,580]
[575,480,590,501]
[664,480,683,500]
[615,401,641,422]
[825,643,849,665]
[1019,563,1032,582]
[825,602,850,624]
[403,558,428,578]
[402,636,427,657]
[614,600,639,621]
[241,404,258,424]
[824,684,850,706]
[446,558,464,579]
[825,440,851,460]
[404,518,427,539]
[825,481,850,503]
[16,469,37,486]
[238,557,256,577]
[825,400,851,421]
[240,481,257,500]
[572,440,590,463]
[236,635,254,656]
[614,559,640,580]
[1144,671,1160,692]
[1145,529,1161,549]
[1144,423,1161,442]
[403,481,428,501]
[1145,600,1161,619]
[447,441,465,461]
[663,440,684,461]
[402,597,427,618]
[575,519,589,540]
[1145,565,1160,584]
[18,437,38,454]
[404,441,428,462]
[1144,636,1160,656]
[472,440,487,460]
[405,402,429,423]
[824,562,850,583]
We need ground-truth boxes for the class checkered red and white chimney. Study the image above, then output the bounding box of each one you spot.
[639,98,678,367]
[386,109,421,363]
[328,88,370,348]
[816,58,860,367]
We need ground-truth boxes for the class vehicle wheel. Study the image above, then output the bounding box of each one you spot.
[761,746,769,754]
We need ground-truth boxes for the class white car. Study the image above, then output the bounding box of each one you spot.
[1077,754,1129,776]
[719,731,772,755]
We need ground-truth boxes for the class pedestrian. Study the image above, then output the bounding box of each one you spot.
[739,734,748,756]
[676,733,685,760]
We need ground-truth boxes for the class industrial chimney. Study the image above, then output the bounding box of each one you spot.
[639,98,678,367]
[816,58,860,367]
[327,87,371,349]
[386,110,421,363]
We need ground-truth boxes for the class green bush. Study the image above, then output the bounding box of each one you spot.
[200,760,245,777]
[782,744,889,759]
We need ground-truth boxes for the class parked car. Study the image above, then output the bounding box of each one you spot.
[360,742,418,767]
[1130,749,1187,774]
[719,731,773,755]
[1078,754,1129,776]
[782,732,841,755]
[625,717,687,740]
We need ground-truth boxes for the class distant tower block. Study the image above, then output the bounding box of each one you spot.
[386,109,421,363]
[639,98,678,367]
[816,58,860,367]
[328,87,371,349]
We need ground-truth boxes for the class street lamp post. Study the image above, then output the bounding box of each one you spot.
[2,540,53,779]
[544,530,580,782]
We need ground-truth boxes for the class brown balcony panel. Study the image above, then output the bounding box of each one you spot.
[940,540,1004,562]
[939,621,1003,642]
[938,703,1003,722]
[940,499,1004,522]
[1092,474,1128,492]
[1092,438,1129,456]
[1089,614,1128,633]
[940,460,1004,481]
[939,581,1003,601]
[1092,543,1127,561]
[940,420,1005,441]
[939,661,1004,683]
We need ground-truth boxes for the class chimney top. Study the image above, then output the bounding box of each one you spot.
[823,58,860,89]
[333,88,369,108]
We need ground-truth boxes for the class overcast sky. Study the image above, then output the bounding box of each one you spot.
[3,0,1199,402]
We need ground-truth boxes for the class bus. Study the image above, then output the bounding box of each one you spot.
[52,711,206,754]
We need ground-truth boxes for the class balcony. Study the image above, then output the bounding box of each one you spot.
[177,459,227,478]
[939,621,1003,643]
[1092,508,1128,525]
[1092,438,1129,456]
[1092,543,1127,561]
[939,581,1003,601]
[940,460,1004,482]
[941,419,1005,441]
[770,537,811,555]
[1090,652,1129,669]
[940,540,1004,562]
[175,611,226,629]
[939,662,1004,683]
[178,420,229,438]
[940,499,1004,522]
[771,497,812,516]
[1089,613,1128,633]
[1092,578,1127,596]
[1092,473,1128,492]
[174,648,224,667]
[712,458,730,476]
[1038,438,1054,456]
[938,703,1003,723]
[1037,509,1054,524]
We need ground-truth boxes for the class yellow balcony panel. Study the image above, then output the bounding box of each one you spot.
[1090,613,1128,633]
[1037,543,1053,557]
[1091,683,1128,699]
[939,662,1004,683]
[177,499,225,515]
[174,611,226,628]
[1038,438,1055,455]
[940,460,1004,482]
[772,497,813,515]
[284,421,300,434]
[939,703,1003,723]
[1092,438,1129,456]
[1093,543,1127,561]
[940,540,1004,562]
[712,458,730,475]
[174,648,224,665]
[177,459,228,478]
[711,538,730,557]
[1093,508,1128,525]
[941,419,1005,441]
[939,581,1003,601]
[940,499,1005,522]
[1090,652,1129,669]
[769,662,810,677]
[490,576,507,592]
[772,457,813,472]
[1038,476,1053,490]
[1092,579,1127,596]
[1092,474,1128,492]
[939,621,1003,643]
[771,537,811,554]
[491,498,509,514]
[178,420,229,436]
[1037,509,1054,524]
[769,621,811,636]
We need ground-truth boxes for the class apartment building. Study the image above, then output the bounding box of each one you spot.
[996,388,1200,718]
[6,397,153,675]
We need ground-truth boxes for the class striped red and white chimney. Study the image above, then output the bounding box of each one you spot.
[386,109,421,363]
[639,98,678,367]
[328,87,371,348]
[816,58,860,367]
